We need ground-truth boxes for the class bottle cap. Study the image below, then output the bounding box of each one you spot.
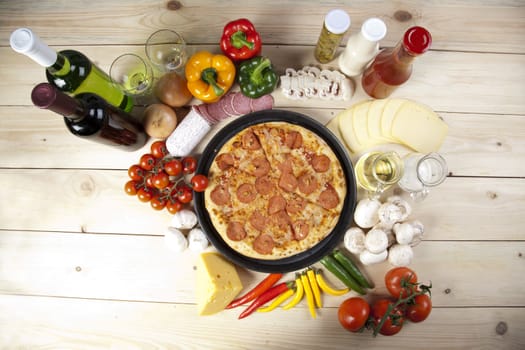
[361,18,387,42]
[403,26,432,55]
[31,82,78,116]
[10,28,57,67]
[324,9,351,35]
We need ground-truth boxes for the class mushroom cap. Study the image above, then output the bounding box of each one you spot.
[388,244,414,267]
[354,198,381,228]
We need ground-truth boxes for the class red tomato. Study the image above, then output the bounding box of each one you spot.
[128,164,145,181]
[150,140,168,159]
[176,185,193,203]
[166,199,183,214]
[144,175,154,188]
[338,297,370,332]
[371,299,404,336]
[385,267,418,299]
[140,153,157,171]
[164,159,182,177]
[182,156,197,174]
[124,180,139,195]
[137,187,154,202]
[150,195,167,210]
[190,174,209,192]
[152,171,170,189]
[405,294,432,323]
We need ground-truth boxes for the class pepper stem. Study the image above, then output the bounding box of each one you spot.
[201,67,224,97]
[231,30,255,50]
[250,57,272,85]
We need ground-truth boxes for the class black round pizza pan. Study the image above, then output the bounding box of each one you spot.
[194,109,357,273]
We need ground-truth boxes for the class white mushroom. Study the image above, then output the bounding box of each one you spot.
[388,244,414,267]
[378,200,409,228]
[393,222,415,245]
[359,249,388,266]
[408,220,425,247]
[164,227,188,253]
[187,228,209,252]
[386,196,412,217]
[364,228,389,254]
[171,209,198,229]
[372,222,396,248]
[343,227,366,254]
[354,198,381,228]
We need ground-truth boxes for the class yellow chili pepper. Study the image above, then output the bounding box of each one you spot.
[307,268,322,308]
[282,275,303,310]
[257,288,295,313]
[301,271,317,319]
[315,269,350,296]
[185,51,235,103]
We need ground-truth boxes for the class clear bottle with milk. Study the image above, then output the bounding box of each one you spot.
[338,18,387,77]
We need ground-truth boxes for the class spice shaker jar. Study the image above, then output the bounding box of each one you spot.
[314,9,351,64]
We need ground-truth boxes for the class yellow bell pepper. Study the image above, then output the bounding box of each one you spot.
[185,51,235,103]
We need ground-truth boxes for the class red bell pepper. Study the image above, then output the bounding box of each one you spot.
[220,18,262,61]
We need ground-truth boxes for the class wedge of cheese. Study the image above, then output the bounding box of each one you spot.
[391,101,448,153]
[196,252,243,316]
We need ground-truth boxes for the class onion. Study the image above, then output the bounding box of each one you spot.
[143,103,178,139]
[154,72,193,107]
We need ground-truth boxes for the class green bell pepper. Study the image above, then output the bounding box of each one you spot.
[237,56,278,98]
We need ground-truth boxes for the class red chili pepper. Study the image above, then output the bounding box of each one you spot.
[238,281,294,319]
[226,273,282,309]
[220,18,262,61]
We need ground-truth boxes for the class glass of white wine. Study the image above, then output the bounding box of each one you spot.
[109,53,154,99]
[354,151,404,199]
[145,29,187,74]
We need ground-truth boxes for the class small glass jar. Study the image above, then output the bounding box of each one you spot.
[314,9,351,64]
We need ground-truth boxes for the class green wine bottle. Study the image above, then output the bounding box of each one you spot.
[10,28,133,113]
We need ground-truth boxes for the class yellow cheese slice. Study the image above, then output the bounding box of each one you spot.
[351,102,371,146]
[338,108,363,153]
[391,101,448,153]
[196,252,243,316]
[381,98,407,138]
[367,99,391,142]
[326,115,350,150]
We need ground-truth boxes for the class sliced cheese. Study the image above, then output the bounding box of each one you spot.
[391,101,448,153]
[338,108,363,153]
[367,99,390,141]
[351,102,371,146]
[381,98,407,137]
[196,252,243,316]
[326,115,350,150]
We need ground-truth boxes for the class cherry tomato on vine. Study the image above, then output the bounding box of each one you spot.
[385,267,418,299]
[137,187,155,202]
[124,180,139,195]
[128,164,145,181]
[152,171,170,189]
[166,199,183,214]
[190,174,209,192]
[176,184,193,203]
[150,195,167,210]
[338,297,370,332]
[182,156,197,174]
[140,153,157,171]
[150,141,168,159]
[405,294,432,323]
[164,159,182,177]
[144,174,154,188]
[371,299,405,336]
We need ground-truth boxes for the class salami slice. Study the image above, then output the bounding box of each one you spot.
[231,92,253,115]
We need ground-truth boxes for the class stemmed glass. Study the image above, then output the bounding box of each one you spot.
[109,53,154,105]
[145,29,187,74]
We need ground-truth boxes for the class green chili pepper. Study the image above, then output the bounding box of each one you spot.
[237,56,278,98]
[332,249,373,289]
[320,255,366,295]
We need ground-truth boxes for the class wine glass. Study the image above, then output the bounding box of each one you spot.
[110,53,154,106]
[145,29,187,74]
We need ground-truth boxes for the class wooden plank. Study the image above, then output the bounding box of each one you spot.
[1,230,524,306]
[1,45,524,115]
[1,107,524,178]
[0,295,523,349]
[1,169,523,240]
[0,1,523,53]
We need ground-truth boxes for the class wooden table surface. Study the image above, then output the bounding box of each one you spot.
[1,1,524,349]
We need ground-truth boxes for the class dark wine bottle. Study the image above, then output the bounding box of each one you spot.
[10,28,134,113]
[31,83,147,151]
